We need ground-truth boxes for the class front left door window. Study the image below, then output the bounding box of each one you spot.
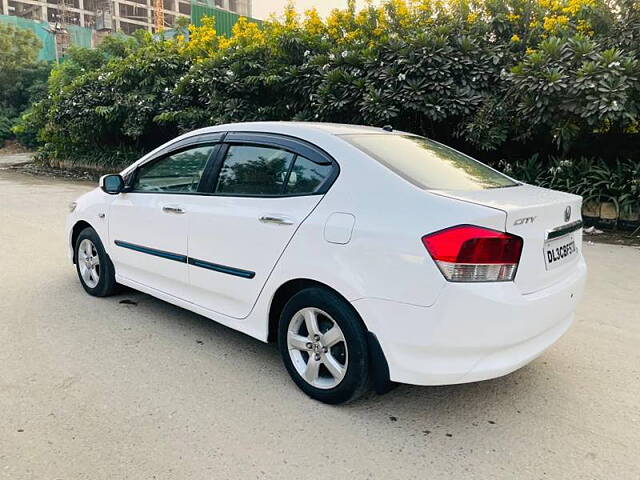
[133,145,214,193]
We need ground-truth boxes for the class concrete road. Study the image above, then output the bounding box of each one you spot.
[0,152,33,167]
[1,169,639,480]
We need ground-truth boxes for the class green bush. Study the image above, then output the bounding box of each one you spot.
[499,156,640,214]
[24,0,639,163]
[6,0,639,215]
[11,101,47,148]
[38,34,189,160]
[0,112,12,144]
[11,32,148,152]
[509,36,640,152]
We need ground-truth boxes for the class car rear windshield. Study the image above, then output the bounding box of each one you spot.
[342,134,517,190]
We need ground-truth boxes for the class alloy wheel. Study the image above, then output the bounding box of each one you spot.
[78,238,100,288]
[286,307,348,389]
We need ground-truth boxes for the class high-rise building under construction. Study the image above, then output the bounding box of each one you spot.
[1,0,251,34]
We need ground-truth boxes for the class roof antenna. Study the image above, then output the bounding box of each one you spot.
[382,125,393,132]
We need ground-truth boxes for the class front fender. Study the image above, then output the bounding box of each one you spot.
[66,188,114,262]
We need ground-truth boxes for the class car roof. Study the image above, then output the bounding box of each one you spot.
[193,121,410,137]
[124,122,411,175]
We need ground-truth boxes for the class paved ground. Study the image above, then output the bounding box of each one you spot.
[1,168,639,480]
[0,152,33,167]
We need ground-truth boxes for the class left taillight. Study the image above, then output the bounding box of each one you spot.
[422,225,523,282]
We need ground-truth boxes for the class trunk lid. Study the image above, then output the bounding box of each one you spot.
[433,184,583,293]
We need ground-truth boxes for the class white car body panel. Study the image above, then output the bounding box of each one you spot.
[67,121,587,387]
[186,194,323,318]
[109,193,189,298]
[433,185,584,293]
[66,188,110,261]
[353,257,586,385]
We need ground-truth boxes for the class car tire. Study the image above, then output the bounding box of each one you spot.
[278,287,370,404]
[75,227,118,297]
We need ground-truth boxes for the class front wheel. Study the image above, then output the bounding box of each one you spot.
[278,287,370,404]
[75,227,117,297]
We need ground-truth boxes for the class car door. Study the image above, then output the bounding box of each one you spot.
[108,136,221,298]
[186,132,338,319]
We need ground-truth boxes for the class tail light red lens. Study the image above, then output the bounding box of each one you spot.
[422,225,523,282]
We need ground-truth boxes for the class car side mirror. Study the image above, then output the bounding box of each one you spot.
[100,174,125,195]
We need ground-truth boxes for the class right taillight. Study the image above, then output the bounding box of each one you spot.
[422,225,523,282]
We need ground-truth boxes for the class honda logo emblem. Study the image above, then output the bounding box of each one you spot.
[564,206,571,222]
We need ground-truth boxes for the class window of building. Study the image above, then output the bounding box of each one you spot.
[120,21,147,35]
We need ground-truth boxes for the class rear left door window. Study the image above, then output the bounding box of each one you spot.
[215,145,295,196]
[285,155,333,195]
[187,138,336,319]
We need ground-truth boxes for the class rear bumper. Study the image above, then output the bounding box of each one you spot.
[352,256,587,386]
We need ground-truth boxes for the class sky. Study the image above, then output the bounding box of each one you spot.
[252,0,382,20]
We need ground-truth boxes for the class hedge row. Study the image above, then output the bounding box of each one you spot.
[13,0,640,211]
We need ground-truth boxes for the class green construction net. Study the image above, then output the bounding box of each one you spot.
[189,2,261,36]
[0,14,93,62]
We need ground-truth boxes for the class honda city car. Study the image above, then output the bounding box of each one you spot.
[67,122,586,403]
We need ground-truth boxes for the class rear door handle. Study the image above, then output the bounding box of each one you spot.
[259,215,295,226]
[162,205,185,214]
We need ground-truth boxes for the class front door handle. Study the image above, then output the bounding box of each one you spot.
[259,215,295,226]
[162,205,185,214]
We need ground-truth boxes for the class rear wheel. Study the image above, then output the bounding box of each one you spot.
[75,227,117,297]
[278,287,370,404]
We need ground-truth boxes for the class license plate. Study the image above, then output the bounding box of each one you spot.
[544,234,578,270]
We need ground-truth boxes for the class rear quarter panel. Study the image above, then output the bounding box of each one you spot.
[255,135,508,333]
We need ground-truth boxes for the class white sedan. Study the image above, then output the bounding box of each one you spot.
[67,122,587,404]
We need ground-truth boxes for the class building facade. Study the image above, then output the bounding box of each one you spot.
[0,0,251,34]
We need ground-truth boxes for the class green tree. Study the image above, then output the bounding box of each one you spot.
[0,23,41,70]
[0,24,50,144]
[40,36,190,159]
